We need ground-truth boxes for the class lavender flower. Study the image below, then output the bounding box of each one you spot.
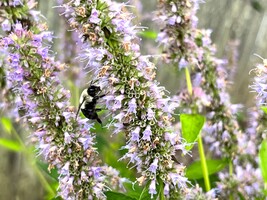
[59,0,190,198]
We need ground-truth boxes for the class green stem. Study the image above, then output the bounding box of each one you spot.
[12,127,56,197]
[229,160,234,200]
[159,178,164,200]
[185,67,211,192]
[197,135,211,191]
[185,67,193,96]
[138,183,149,200]
[229,160,233,176]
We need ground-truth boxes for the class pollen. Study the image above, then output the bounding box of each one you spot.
[76,7,86,17]
[137,176,146,185]
[70,21,79,29]
[89,32,97,41]
[122,42,131,51]
[26,30,34,39]
[37,86,47,95]
[57,63,66,71]
[98,65,110,77]
[108,76,117,84]
[44,69,51,77]
[128,78,138,90]
[153,137,160,145]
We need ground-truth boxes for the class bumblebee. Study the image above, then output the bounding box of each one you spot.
[76,84,105,125]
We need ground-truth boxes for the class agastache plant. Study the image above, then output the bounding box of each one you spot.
[194,31,242,159]
[156,0,267,198]
[155,0,259,198]
[59,0,190,198]
[157,0,241,160]
[0,2,128,199]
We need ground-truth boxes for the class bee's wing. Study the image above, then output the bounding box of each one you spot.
[76,89,89,120]
[75,97,86,120]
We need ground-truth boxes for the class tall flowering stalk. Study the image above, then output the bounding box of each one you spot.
[212,106,265,199]
[0,0,36,117]
[157,0,201,66]
[194,31,242,159]
[157,0,241,160]
[60,0,189,198]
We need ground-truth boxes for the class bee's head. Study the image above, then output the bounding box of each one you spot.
[87,85,101,97]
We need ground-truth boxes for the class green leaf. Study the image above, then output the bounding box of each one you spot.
[121,182,150,200]
[237,192,246,200]
[138,30,157,40]
[105,191,136,200]
[251,0,263,12]
[186,159,228,179]
[260,106,267,115]
[37,160,59,181]
[259,140,267,183]
[180,114,205,150]
[0,117,13,134]
[0,138,22,152]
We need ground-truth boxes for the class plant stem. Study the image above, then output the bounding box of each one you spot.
[185,67,211,191]
[229,160,233,175]
[229,160,234,200]
[185,67,193,96]
[159,178,164,200]
[138,183,148,200]
[197,135,211,191]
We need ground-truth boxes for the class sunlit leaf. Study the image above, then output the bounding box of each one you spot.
[0,138,22,152]
[138,30,157,40]
[259,140,267,183]
[180,114,205,150]
[0,117,13,134]
[186,159,228,179]
[260,106,267,115]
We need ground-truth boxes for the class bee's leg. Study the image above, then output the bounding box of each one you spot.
[76,98,86,120]
[96,117,103,126]
[91,111,102,126]
[95,94,106,100]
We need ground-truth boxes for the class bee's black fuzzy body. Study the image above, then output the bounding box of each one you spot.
[76,84,104,125]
